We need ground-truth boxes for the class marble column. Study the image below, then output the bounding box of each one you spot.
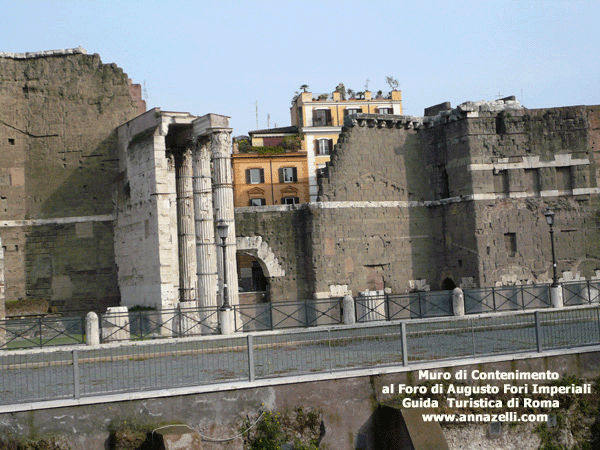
[211,129,240,309]
[192,136,219,324]
[173,147,197,302]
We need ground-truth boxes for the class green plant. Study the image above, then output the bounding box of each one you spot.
[249,411,284,450]
[243,409,322,450]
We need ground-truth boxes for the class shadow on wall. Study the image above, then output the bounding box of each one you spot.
[24,132,122,315]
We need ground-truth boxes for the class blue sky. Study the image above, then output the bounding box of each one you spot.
[2,0,599,136]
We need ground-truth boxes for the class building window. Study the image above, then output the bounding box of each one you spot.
[316,139,333,155]
[245,168,265,184]
[313,109,332,126]
[378,107,392,115]
[344,108,362,116]
[279,167,297,183]
[281,197,299,205]
[504,233,517,257]
[249,198,266,207]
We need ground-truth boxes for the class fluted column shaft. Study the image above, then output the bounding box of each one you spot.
[192,137,219,309]
[211,129,239,307]
[174,148,197,301]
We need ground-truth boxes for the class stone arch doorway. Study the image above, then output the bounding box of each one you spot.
[441,277,456,290]
[236,236,285,303]
[237,253,268,293]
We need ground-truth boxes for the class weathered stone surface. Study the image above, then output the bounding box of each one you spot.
[153,425,203,450]
[0,48,143,312]
[236,101,600,299]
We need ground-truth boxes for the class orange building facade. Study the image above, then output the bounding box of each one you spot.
[232,128,310,207]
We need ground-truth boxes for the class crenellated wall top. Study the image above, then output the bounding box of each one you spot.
[0,47,87,59]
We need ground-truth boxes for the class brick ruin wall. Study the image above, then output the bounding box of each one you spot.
[236,103,600,299]
[235,206,314,302]
[0,49,143,314]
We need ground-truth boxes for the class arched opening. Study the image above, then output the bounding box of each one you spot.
[237,253,268,303]
[441,277,456,290]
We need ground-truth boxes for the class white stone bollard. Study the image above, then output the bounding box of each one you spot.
[219,308,235,335]
[551,285,564,308]
[85,312,100,345]
[452,287,465,316]
[343,294,355,325]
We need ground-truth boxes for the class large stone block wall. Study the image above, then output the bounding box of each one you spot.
[235,206,313,302]
[236,102,600,300]
[115,112,180,309]
[0,49,143,312]
[25,220,119,313]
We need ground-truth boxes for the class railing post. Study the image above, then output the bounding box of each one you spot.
[385,293,391,321]
[492,287,497,312]
[471,318,476,356]
[401,322,408,366]
[38,317,43,348]
[535,311,543,353]
[596,307,600,344]
[328,329,333,373]
[269,301,274,330]
[304,299,309,327]
[234,305,238,333]
[247,334,255,382]
[73,350,80,399]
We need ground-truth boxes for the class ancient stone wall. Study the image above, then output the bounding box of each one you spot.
[235,205,313,302]
[0,49,143,313]
[235,101,600,299]
[115,109,181,309]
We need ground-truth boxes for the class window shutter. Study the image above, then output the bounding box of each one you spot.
[292,167,297,182]
[259,168,265,183]
[328,139,333,153]
[315,139,320,155]
[245,169,250,184]
[278,167,284,183]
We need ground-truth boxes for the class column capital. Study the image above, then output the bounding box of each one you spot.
[210,129,232,156]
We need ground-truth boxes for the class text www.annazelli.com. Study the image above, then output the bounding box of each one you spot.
[422,412,548,423]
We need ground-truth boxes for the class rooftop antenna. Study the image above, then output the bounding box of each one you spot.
[267,113,270,129]
[255,101,258,130]
[143,81,148,102]
[365,78,370,91]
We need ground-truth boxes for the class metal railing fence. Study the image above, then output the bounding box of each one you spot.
[562,280,600,306]
[0,316,85,349]
[463,284,551,314]
[2,305,600,407]
[234,298,343,333]
[356,291,453,322]
[3,280,600,349]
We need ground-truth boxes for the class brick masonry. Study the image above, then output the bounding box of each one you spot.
[1,49,599,312]
[0,49,143,313]
[235,100,600,298]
